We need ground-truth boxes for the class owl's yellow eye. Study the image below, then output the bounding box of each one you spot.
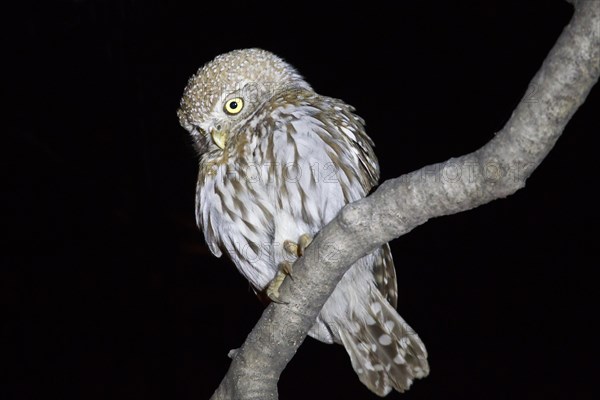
[224,98,244,115]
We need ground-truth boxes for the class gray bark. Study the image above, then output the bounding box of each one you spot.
[210,1,599,399]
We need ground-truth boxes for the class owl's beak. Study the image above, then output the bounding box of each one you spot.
[210,129,227,150]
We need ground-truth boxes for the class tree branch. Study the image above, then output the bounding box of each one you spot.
[210,1,599,399]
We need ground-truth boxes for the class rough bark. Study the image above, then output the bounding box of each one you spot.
[210,1,599,399]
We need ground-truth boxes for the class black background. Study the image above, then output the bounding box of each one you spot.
[4,1,598,399]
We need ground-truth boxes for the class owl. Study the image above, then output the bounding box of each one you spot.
[177,48,429,396]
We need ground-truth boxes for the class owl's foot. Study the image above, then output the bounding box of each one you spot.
[283,233,313,257]
[266,261,293,304]
[267,234,313,304]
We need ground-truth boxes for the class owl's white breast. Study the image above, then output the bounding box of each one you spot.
[197,106,368,291]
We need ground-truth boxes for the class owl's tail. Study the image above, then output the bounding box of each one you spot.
[338,290,429,397]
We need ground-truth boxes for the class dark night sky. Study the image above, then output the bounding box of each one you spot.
[3,1,598,399]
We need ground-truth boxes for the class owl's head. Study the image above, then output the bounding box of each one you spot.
[177,48,311,153]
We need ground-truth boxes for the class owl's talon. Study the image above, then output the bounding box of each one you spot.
[268,292,287,304]
[283,234,313,258]
[266,283,287,303]
[266,261,293,304]
[298,234,312,257]
[281,259,294,279]
[283,240,299,257]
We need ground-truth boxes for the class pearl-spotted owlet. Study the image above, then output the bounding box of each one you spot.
[177,48,428,396]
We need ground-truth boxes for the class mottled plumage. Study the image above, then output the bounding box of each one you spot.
[178,48,428,396]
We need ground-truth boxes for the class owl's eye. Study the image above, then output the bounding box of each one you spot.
[224,98,244,115]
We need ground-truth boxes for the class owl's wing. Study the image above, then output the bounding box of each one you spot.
[374,243,398,308]
[253,90,380,203]
[318,96,380,193]
[310,95,399,307]
[195,171,222,258]
[251,89,397,301]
